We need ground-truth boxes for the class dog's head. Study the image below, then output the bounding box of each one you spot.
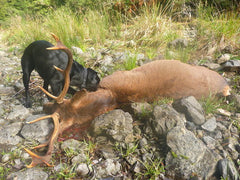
[85,68,100,91]
[70,61,100,91]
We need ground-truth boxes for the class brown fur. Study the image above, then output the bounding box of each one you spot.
[100,60,229,102]
[46,60,230,130]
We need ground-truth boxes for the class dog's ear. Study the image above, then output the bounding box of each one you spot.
[72,61,84,71]
[70,61,84,78]
[87,68,100,83]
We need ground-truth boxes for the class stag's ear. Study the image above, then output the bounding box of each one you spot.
[70,89,88,106]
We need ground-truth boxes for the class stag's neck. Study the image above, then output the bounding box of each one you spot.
[43,88,118,126]
[69,88,118,124]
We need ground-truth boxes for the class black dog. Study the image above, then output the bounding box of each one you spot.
[21,40,100,108]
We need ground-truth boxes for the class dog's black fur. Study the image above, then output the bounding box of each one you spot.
[21,40,100,108]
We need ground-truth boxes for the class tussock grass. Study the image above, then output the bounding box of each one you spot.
[200,95,236,115]
[121,4,183,50]
[5,8,85,50]
[196,3,240,47]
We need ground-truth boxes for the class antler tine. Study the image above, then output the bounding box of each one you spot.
[42,33,73,104]
[24,112,60,168]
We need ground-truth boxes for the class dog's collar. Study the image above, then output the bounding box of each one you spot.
[82,68,88,89]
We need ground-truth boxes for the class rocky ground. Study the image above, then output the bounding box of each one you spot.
[0,33,240,180]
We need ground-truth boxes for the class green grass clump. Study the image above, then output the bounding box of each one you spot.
[54,163,76,179]
[0,166,11,180]
[123,55,138,70]
[200,95,236,115]
[137,158,165,179]
[196,2,240,47]
[115,142,139,158]
[165,46,194,63]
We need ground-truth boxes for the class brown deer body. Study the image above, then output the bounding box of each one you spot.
[100,60,230,102]
[24,34,230,168]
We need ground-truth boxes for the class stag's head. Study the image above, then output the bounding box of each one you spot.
[24,34,81,168]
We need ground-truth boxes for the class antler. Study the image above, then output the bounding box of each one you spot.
[24,34,74,167]
[39,33,73,104]
[24,112,60,168]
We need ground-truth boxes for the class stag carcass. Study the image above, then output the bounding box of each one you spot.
[24,34,230,168]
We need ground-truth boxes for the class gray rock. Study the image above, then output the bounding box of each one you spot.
[221,45,234,54]
[7,168,48,180]
[213,130,223,140]
[0,86,15,95]
[61,139,87,152]
[132,161,142,173]
[131,102,152,117]
[0,106,4,117]
[202,136,216,149]
[227,93,240,110]
[201,117,217,132]
[1,153,11,163]
[72,46,84,55]
[76,163,90,176]
[142,152,153,162]
[236,113,240,118]
[0,49,8,57]
[217,54,231,64]
[14,81,24,92]
[217,159,239,180]
[86,47,96,55]
[139,137,148,149]
[102,55,114,66]
[223,137,239,160]
[217,122,227,131]
[150,104,186,136]
[196,129,204,138]
[90,109,134,143]
[167,126,206,163]
[21,152,30,160]
[21,114,54,143]
[173,96,205,125]
[7,105,31,121]
[203,62,221,70]
[113,51,129,62]
[166,126,220,179]
[71,153,88,164]
[99,146,117,159]
[99,55,115,74]
[125,155,138,166]
[220,59,240,72]
[53,163,65,172]
[0,122,23,146]
[0,118,5,125]
[136,53,145,61]
[13,158,24,169]
[94,159,121,179]
[186,121,197,131]
[217,108,231,117]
